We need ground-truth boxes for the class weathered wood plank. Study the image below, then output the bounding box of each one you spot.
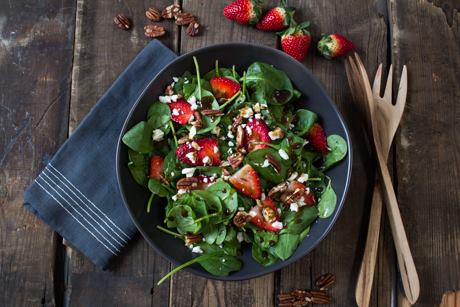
[390,0,460,305]
[168,1,277,306]
[66,0,179,306]
[0,1,76,306]
[277,1,393,306]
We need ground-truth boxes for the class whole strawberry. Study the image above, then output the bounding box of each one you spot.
[307,123,329,154]
[317,33,355,59]
[223,0,263,25]
[279,21,311,61]
[256,0,294,31]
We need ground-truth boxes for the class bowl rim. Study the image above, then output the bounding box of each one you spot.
[116,42,353,281]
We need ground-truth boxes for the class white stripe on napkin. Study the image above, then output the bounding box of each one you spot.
[41,169,125,248]
[48,164,130,241]
[34,179,118,255]
[36,173,121,253]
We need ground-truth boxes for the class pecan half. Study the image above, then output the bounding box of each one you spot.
[201,109,224,116]
[268,182,288,198]
[175,12,196,26]
[265,153,281,173]
[221,168,231,177]
[113,14,131,30]
[145,7,161,21]
[315,273,336,290]
[236,125,244,148]
[144,24,165,38]
[184,233,203,246]
[310,290,331,304]
[164,85,174,96]
[190,111,202,128]
[176,177,210,191]
[186,21,200,37]
[231,115,243,133]
[162,4,181,19]
[227,152,244,169]
[233,211,252,228]
[280,187,303,204]
[177,135,190,144]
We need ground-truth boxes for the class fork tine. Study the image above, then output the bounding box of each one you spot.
[395,65,408,109]
[373,64,383,99]
[383,64,393,102]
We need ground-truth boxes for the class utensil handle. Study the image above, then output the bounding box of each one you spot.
[355,178,383,307]
[375,148,420,304]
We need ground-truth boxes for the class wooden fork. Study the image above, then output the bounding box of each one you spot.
[345,53,420,305]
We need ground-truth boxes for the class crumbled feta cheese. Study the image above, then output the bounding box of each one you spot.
[172,108,180,116]
[188,96,196,104]
[189,126,197,139]
[288,172,299,181]
[254,113,262,120]
[213,146,219,153]
[191,141,201,150]
[218,244,223,248]
[171,172,175,176]
[239,106,254,118]
[170,95,178,102]
[290,203,299,212]
[181,167,196,177]
[203,177,209,183]
[184,80,189,84]
[260,103,268,109]
[188,114,195,123]
[289,123,295,129]
[177,189,187,195]
[238,207,245,211]
[261,193,266,200]
[245,126,252,135]
[172,195,178,201]
[223,175,230,181]
[303,139,309,146]
[202,156,210,165]
[268,128,284,140]
[237,232,245,243]
[253,103,261,113]
[278,149,289,160]
[262,159,270,168]
[172,77,179,82]
[185,152,197,163]
[297,173,309,183]
[191,246,203,254]
[228,141,234,147]
[222,258,226,262]
[227,148,233,154]
[306,187,310,194]
[277,208,282,215]
[227,130,234,139]
[241,124,246,128]
[271,221,283,230]
[249,211,257,217]
[152,129,164,141]
[159,95,171,103]
[171,82,175,87]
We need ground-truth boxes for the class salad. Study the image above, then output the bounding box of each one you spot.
[122,57,347,284]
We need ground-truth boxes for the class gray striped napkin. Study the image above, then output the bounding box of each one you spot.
[23,40,177,268]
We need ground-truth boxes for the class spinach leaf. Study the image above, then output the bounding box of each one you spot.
[317,180,337,218]
[166,205,201,234]
[294,109,318,135]
[299,226,310,241]
[122,121,154,153]
[147,102,171,130]
[252,243,278,266]
[163,150,182,182]
[253,230,279,250]
[274,233,300,260]
[192,190,223,223]
[204,67,240,81]
[323,134,347,170]
[202,224,218,244]
[197,115,221,134]
[207,181,239,219]
[215,224,227,245]
[127,150,148,187]
[245,148,291,184]
[199,253,242,276]
[148,178,168,197]
[281,206,318,235]
[246,62,294,105]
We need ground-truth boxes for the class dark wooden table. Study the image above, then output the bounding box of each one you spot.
[1,1,459,306]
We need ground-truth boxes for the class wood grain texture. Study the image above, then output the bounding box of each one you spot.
[390,0,460,305]
[167,1,277,306]
[277,1,394,306]
[0,1,76,306]
[65,1,179,306]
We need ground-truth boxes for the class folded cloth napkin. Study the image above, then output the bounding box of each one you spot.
[23,40,177,269]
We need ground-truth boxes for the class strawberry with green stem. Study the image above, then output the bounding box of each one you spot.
[223,0,263,25]
[256,0,295,31]
[279,21,311,61]
[317,33,355,59]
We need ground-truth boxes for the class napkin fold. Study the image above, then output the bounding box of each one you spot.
[23,40,177,269]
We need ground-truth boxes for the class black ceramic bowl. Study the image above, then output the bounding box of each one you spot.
[117,43,352,281]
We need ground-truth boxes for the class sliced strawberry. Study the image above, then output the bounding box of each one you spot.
[243,117,271,152]
[280,181,316,206]
[168,98,194,125]
[307,123,328,154]
[149,155,164,180]
[210,76,241,99]
[249,198,283,232]
[229,164,261,199]
[176,138,221,166]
